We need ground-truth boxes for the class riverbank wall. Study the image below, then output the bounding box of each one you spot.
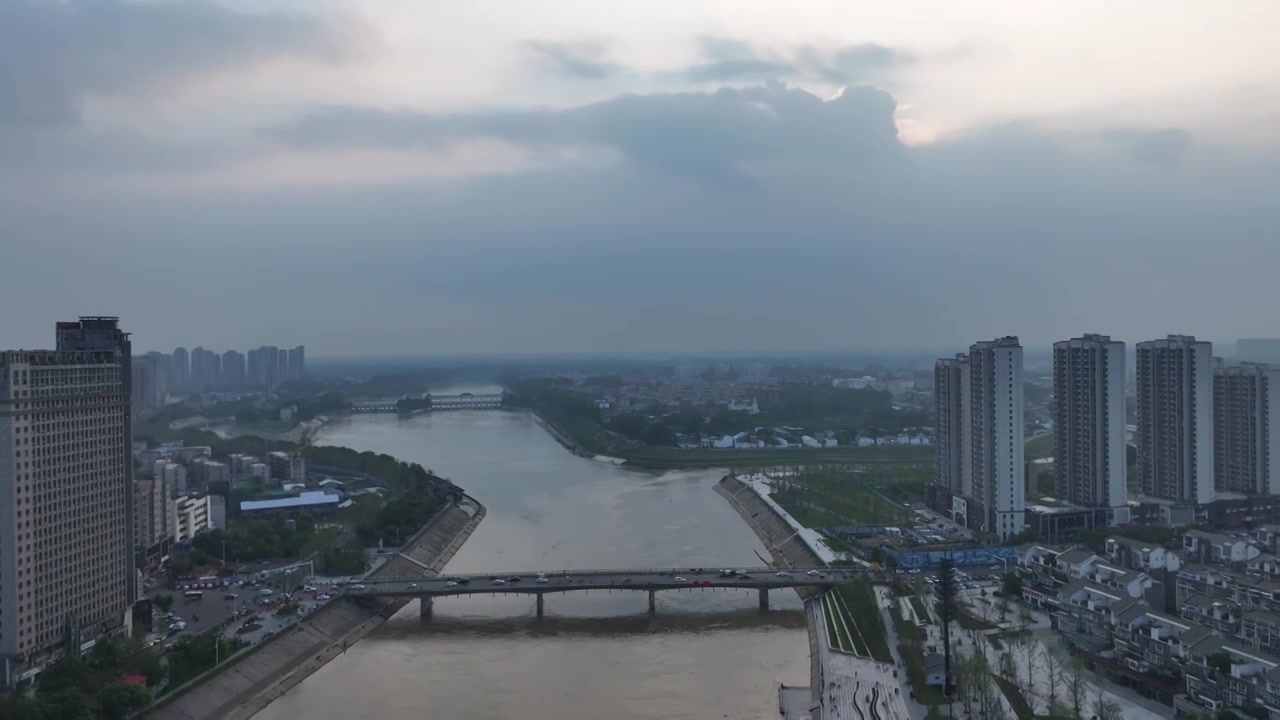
[144,497,486,720]
[528,410,594,459]
[716,474,826,711]
[715,475,826,580]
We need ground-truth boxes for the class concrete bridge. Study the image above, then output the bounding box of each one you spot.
[427,392,503,410]
[349,393,505,414]
[340,566,854,620]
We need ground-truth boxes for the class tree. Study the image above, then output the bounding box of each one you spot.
[35,658,94,696]
[1064,656,1090,720]
[36,689,93,720]
[1002,572,1022,597]
[1090,682,1123,720]
[153,594,174,613]
[994,597,1010,624]
[98,682,151,720]
[1217,710,1241,720]
[1042,646,1067,709]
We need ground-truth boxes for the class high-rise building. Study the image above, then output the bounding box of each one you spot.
[276,348,289,385]
[190,346,206,390]
[221,350,245,387]
[1214,363,1280,496]
[1136,335,1214,505]
[968,336,1026,540]
[1053,335,1128,522]
[933,354,970,499]
[1,317,134,684]
[172,346,189,390]
[288,345,305,381]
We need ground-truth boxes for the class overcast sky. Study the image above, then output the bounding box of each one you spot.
[2,0,1277,357]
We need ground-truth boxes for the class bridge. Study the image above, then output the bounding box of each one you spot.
[349,392,505,414]
[427,392,503,411]
[339,566,853,620]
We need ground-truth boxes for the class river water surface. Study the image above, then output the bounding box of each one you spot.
[254,402,808,720]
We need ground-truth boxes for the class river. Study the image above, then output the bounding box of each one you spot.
[254,401,808,720]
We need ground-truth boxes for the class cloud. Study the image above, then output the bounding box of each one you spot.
[271,83,902,184]
[682,36,913,85]
[1101,127,1192,169]
[527,40,621,79]
[4,72,1278,355]
[0,0,366,126]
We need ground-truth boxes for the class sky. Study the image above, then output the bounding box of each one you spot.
[2,0,1278,357]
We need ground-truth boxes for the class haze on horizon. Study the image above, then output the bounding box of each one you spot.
[2,0,1277,357]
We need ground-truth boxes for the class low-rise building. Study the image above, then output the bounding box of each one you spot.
[1104,535,1183,573]
[172,495,212,544]
[1183,529,1262,565]
[240,490,342,516]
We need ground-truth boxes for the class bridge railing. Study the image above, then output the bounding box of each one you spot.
[352,566,844,584]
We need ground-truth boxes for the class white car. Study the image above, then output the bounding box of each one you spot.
[775,571,791,577]
[407,583,418,589]
[317,594,330,601]
[445,581,458,587]
[536,577,549,584]
[352,584,366,590]
[492,578,506,585]
[806,570,821,576]
[674,576,688,582]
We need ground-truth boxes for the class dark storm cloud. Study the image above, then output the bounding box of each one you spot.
[272,83,902,182]
[0,0,364,126]
[4,74,1278,354]
[1101,127,1193,169]
[527,40,622,79]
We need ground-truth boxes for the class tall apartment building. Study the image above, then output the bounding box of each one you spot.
[1,317,134,685]
[154,459,187,496]
[221,350,245,387]
[1214,363,1280,495]
[287,345,305,381]
[1053,334,1128,522]
[171,346,189,390]
[1136,335,1214,505]
[265,451,306,485]
[969,337,1026,540]
[934,354,970,498]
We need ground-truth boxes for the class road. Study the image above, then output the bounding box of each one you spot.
[341,566,857,598]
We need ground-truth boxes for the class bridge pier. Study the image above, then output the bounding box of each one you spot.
[536,594,544,618]
[419,597,433,622]
[648,590,656,613]
[758,588,770,611]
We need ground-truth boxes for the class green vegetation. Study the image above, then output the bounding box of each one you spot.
[1025,433,1055,460]
[835,581,894,663]
[992,674,1036,720]
[161,631,240,694]
[0,637,163,718]
[508,378,933,469]
[909,595,931,622]
[768,466,928,528]
[822,594,857,653]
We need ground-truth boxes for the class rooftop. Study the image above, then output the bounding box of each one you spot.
[240,491,341,512]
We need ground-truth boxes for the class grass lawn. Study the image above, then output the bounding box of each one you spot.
[768,466,928,527]
[834,582,892,663]
[909,595,931,622]
[1025,433,1055,460]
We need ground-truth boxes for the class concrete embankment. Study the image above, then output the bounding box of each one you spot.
[715,475,825,581]
[528,410,594,459]
[716,475,826,712]
[144,497,486,720]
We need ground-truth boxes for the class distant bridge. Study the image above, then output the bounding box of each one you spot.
[340,566,853,619]
[349,392,505,414]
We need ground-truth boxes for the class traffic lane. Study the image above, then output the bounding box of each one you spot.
[346,569,853,594]
[149,590,247,646]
